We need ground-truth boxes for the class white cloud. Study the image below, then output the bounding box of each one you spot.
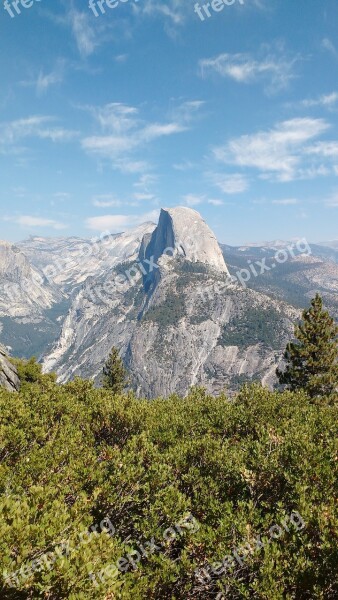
[36,68,64,95]
[133,174,158,190]
[133,192,156,201]
[92,194,144,208]
[7,215,68,230]
[199,46,298,94]
[139,0,260,30]
[92,196,124,208]
[182,194,205,207]
[321,38,338,59]
[82,101,196,172]
[306,141,338,158]
[69,9,97,57]
[208,172,249,194]
[141,1,185,26]
[301,92,338,109]
[85,211,159,232]
[208,199,224,206]
[20,60,65,95]
[115,54,129,63]
[0,116,78,152]
[213,118,331,182]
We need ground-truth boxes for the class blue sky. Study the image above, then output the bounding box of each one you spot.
[1,0,338,245]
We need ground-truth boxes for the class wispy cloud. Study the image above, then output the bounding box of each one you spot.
[213,118,331,182]
[207,172,249,194]
[133,192,156,201]
[301,92,338,109]
[69,8,97,57]
[141,1,185,25]
[92,194,145,207]
[182,194,205,207]
[0,116,78,152]
[321,38,338,59]
[306,141,338,158]
[133,174,158,195]
[85,210,159,232]
[199,45,299,94]
[139,0,262,31]
[81,101,200,172]
[5,215,68,230]
[208,199,224,206]
[21,60,66,95]
[92,195,124,208]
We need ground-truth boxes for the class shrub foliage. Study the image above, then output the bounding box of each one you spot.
[0,367,337,599]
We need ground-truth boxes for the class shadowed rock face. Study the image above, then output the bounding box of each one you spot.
[144,207,229,278]
[0,345,20,391]
[42,206,298,397]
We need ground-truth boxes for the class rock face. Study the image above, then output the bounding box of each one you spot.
[143,208,228,291]
[18,223,156,290]
[221,243,338,320]
[0,241,59,318]
[2,206,338,397]
[0,223,156,359]
[0,345,20,391]
[42,207,298,396]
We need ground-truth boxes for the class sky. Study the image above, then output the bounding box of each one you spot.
[1,0,338,245]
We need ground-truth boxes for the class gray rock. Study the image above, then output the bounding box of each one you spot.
[143,207,228,292]
[42,207,298,396]
[0,344,20,391]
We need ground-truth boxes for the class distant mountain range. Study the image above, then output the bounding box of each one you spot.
[1,207,337,396]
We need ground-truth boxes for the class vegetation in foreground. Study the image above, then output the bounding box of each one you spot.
[0,360,337,599]
[0,294,337,599]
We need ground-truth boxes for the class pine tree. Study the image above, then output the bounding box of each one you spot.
[102,347,129,394]
[277,294,338,400]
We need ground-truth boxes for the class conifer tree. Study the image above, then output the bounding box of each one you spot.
[102,346,129,394]
[277,293,338,400]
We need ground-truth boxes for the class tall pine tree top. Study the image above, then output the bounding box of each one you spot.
[277,294,338,401]
[102,347,129,394]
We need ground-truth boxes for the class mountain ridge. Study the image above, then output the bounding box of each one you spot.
[0,207,337,396]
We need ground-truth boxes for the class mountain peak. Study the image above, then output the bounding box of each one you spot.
[142,206,229,276]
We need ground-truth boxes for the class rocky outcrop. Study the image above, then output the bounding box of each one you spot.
[0,241,61,318]
[18,223,156,290]
[0,224,156,359]
[0,345,20,391]
[42,207,298,396]
[143,207,228,291]
[4,208,338,397]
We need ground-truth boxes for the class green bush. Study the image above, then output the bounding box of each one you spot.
[0,372,337,599]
